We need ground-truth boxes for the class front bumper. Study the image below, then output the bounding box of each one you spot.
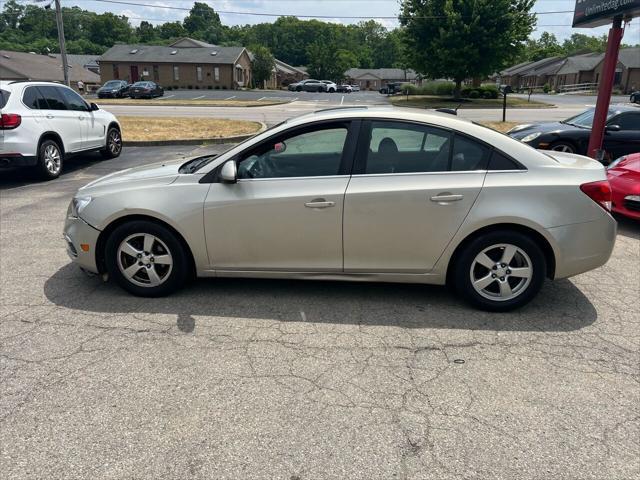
[63,216,101,274]
[547,213,617,279]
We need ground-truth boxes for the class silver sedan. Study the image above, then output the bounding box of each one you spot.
[64,108,616,311]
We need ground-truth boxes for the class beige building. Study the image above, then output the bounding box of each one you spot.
[0,50,100,91]
[345,68,418,91]
[593,47,640,94]
[98,38,252,90]
[265,59,308,89]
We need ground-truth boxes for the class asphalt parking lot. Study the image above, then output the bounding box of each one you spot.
[1,147,639,479]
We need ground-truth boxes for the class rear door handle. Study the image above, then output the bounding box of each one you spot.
[305,198,335,208]
[46,114,54,119]
[430,194,464,203]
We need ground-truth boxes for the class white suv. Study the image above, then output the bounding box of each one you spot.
[0,81,122,180]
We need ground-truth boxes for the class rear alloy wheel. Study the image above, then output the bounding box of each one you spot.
[101,127,122,159]
[550,141,576,154]
[37,139,63,180]
[453,231,546,311]
[105,220,189,297]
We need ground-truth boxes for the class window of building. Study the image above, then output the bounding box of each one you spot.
[173,65,179,81]
[153,65,159,82]
[196,66,203,82]
[113,64,119,80]
[214,67,220,81]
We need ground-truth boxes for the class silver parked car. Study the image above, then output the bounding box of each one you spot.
[64,107,616,311]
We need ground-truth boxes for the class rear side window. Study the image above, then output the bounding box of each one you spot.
[488,151,524,170]
[22,86,49,109]
[37,86,67,110]
[613,112,640,131]
[451,134,491,171]
[0,89,9,109]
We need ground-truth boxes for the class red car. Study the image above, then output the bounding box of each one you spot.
[607,153,640,221]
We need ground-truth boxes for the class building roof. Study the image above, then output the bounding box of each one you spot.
[51,54,99,69]
[345,68,418,80]
[556,52,604,75]
[168,37,216,48]
[511,56,563,77]
[98,44,247,65]
[0,50,100,83]
[500,60,533,76]
[274,59,307,76]
[617,47,640,69]
[528,57,567,77]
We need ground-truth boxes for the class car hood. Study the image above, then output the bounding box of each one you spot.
[508,122,583,138]
[79,159,183,194]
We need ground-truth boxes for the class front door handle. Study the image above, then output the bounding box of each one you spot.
[430,194,464,203]
[46,114,54,119]
[305,198,335,208]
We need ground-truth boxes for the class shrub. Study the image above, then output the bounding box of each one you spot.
[195,85,200,90]
[543,83,551,93]
[187,85,193,89]
[434,82,454,96]
[214,85,220,89]
[222,85,228,90]
[166,86,172,91]
[207,85,212,90]
[483,90,493,99]
[400,83,420,95]
[481,84,499,99]
[468,90,480,99]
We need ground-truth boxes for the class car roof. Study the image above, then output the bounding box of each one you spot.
[0,80,70,89]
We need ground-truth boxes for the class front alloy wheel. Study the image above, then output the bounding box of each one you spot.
[105,220,189,297]
[101,127,122,159]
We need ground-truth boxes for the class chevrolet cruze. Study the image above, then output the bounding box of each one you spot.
[64,107,616,311]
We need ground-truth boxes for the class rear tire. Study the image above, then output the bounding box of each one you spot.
[100,127,122,159]
[105,220,189,297]
[36,139,63,180]
[549,141,576,154]
[453,230,546,312]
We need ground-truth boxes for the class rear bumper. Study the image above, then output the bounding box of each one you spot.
[63,216,101,274]
[548,214,617,279]
[0,154,37,168]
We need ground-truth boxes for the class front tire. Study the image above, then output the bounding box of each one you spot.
[453,230,546,312]
[100,127,122,159]
[105,220,189,297]
[36,139,63,180]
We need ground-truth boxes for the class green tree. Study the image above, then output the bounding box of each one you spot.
[183,2,223,44]
[562,33,608,56]
[87,13,132,48]
[0,0,24,30]
[136,21,158,43]
[158,21,186,40]
[400,0,536,98]
[524,32,563,61]
[250,45,275,88]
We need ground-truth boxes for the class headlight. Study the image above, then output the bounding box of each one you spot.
[521,132,542,143]
[68,196,92,218]
[625,195,640,202]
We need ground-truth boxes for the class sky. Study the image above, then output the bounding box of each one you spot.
[5,0,640,42]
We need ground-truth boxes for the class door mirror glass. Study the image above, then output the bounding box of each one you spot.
[605,124,621,132]
[220,160,237,183]
[90,102,99,111]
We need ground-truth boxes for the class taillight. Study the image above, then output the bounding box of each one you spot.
[0,113,21,129]
[580,180,612,212]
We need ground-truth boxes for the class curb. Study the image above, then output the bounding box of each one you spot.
[97,100,292,108]
[123,122,267,147]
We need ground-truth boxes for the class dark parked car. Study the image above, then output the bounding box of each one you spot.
[508,105,640,162]
[379,82,404,95]
[287,79,327,93]
[96,80,130,98]
[631,91,640,104]
[129,81,164,99]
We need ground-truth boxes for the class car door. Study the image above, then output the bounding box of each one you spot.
[58,86,105,150]
[37,85,85,153]
[604,112,640,159]
[203,121,358,272]
[343,120,488,273]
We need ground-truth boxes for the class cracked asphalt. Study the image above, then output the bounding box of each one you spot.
[1,147,639,480]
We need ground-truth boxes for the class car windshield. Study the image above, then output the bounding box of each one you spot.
[133,82,149,87]
[562,108,618,128]
[104,81,121,87]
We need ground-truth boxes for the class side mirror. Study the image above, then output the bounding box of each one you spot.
[220,160,237,183]
[605,124,621,132]
[89,102,99,111]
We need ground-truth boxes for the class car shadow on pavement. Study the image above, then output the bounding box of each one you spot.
[614,215,639,240]
[44,263,597,332]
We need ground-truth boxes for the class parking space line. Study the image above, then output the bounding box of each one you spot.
[160,94,175,99]
[341,95,344,105]
[193,95,205,99]
[258,96,267,101]
[225,95,236,100]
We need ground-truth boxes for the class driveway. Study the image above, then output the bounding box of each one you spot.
[1,146,638,479]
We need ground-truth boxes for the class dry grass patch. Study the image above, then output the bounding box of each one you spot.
[96,98,289,107]
[479,121,519,133]
[119,116,262,142]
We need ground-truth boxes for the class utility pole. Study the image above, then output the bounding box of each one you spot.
[53,0,70,86]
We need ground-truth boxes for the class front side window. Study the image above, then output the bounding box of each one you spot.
[173,65,179,81]
[363,121,452,174]
[611,112,640,131]
[59,87,88,111]
[113,64,119,79]
[214,67,220,81]
[196,66,203,82]
[37,86,67,110]
[237,124,349,179]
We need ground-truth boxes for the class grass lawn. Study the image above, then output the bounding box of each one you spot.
[478,121,519,133]
[119,117,262,142]
[95,98,290,107]
[390,95,552,109]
